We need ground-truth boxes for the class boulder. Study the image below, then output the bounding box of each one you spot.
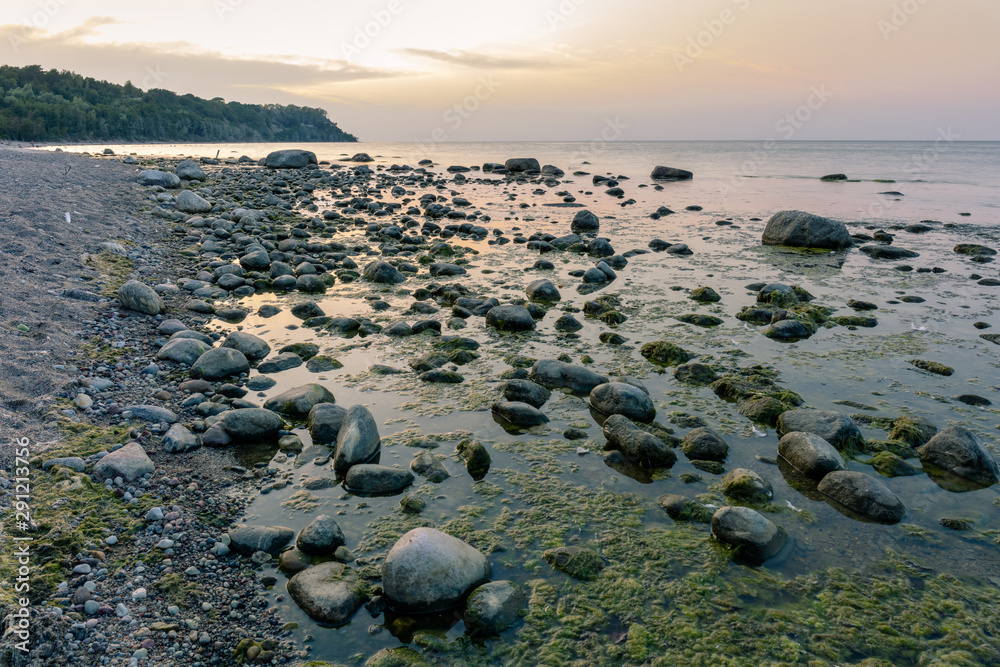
[308,403,347,445]
[118,281,164,315]
[263,384,336,417]
[286,562,368,625]
[296,515,346,555]
[175,159,206,180]
[122,405,178,423]
[711,506,788,562]
[156,338,210,365]
[590,382,655,422]
[239,250,271,271]
[603,414,676,467]
[221,332,271,361]
[176,190,212,213]
[817,471,905,524]
[525,279,561,303]
[777,432,846,480]
[191,348,249,380]
[257,352,302,373]
[530,359,608,394]
[161,424,200,453]
[491,401,549,427]
[761,210,853,250]
[650,166,693,181]
[505,158,540,173]
[137,170,180,188]
[264,149,318,169]
[382,528,491,612]
[228,525,294,555]
[680,427,728,462]
[92,442,154,482]
[777,410,864,452]
[500,379,551,408]
[410,451,450,482]
[720,468,773,504]
[334,405,381,473]
[570,210,600,233]
[917,426,999,486]
[363,260,405,284]
[344,464,415,494]
[220,408,283,441]
[486,305,535,332]
[464,581,526,635]
[657,494,713,523]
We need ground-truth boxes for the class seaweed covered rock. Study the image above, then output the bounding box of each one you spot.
[711,506,788,562]
[463,581,526,635]
[657,494,713,523]
[817,471,905,524]
[542,546,604,580]
[640,341,693,367]
[117,280,164,315]
[603,414,677,468]
[382,528,491,612]
[720,468,773,504]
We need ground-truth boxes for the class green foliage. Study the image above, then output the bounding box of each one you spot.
[0,65,357,142]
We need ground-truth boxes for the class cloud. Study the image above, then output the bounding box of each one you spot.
[399,47,558,70]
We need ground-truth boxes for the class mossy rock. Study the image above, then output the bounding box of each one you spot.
[598,309,628,325]
[907,359,954,376]
[736,396,785,425]
[690,460,726,475]
[832,315,878,328]
[675,313,723,327]
[599,332,628,345]
[640,341,693,367]
[658,495,713,523]
[365,648,431,667]
[887,415,937,447]
[543,546,604,581]
[869,451,921,477]
[720,468,773,504]
[305,355,343,372]
[689,286,721,303]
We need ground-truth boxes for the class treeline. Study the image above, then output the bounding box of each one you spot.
[0,65,357,143]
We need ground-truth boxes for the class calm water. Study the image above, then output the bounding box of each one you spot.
[49,141,1000,664]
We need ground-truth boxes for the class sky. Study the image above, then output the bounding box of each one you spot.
[0,0,997,142]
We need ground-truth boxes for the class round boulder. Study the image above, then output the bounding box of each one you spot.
[296,515,346,556]
[486,305,535,332]
[118,280,164,315]
[464,581,526,635]
[589,382,656,423]
[917,426,999,487]
[761,210,852,250]
[711,506,788,562]
[191,348,249,380]
[286,562,368,625]
[777,431,846,480]
[817,470,905,524]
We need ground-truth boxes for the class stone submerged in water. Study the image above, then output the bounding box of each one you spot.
[263,383,336,417]
[817,470,905,524]
[264,149,318,169]
[500,378,551,408]
[190,348,250,380]
[296,514,346,556]
[382,527,491,612]
[657,494,714,523]
[777,431,846,480]
[777,409,864,452]
[603,414,676,468]
[761,210,853,250]
[589,382,655,423]
[334,405,381,473]
[286,562,368,625]
[650,166,693,181]
[721,468,773,504]
[711,506,788,563]
[308,403,347,444]
[530,359,608,394]
[463,581,527,635]
[542,546,604,580]
[917,426,999,487]
[227,525,294,555]
[117,280,164,315]
[344,464,415,495]
[485,305,535,332]
[93,442,154,482]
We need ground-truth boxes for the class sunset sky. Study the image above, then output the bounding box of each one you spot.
[1,0,997,141]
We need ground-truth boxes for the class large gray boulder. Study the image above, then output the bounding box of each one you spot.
[118,281,164,315]
[228,525,294,555]
[505,158,540,173]
[264,149,318,169]
[680,427,729,462]
[344,464,414,495]
[917,426,999,486]
[156,338,210,365]
[221,331,270,360]
[137,170,180,188]
[264,384,336,417]
[817,471,905,523]
[93,442,154,482]
[711,506,788,562]
[308,403,347,445]
[382,528,491,612]
[220,408,283,441]
[485,305,535,332]
[296,515,346,555]
[530,359,608,395]
[650,166,693,181]
[761,210,853,250]
[239,250,271,271]
[570,210,600,233]
[491,401,549,428]
[525,279,561,303]
[286,562,368,625]
[175,159,206,180]
[190,348,249,380]
[500,379,551,408]
[464,581,526,635]
[777,431,846,480]
[362,260,405,284]
[603,414,676,468]
[590,382,655,423]
[777,410,864,452]
[333,405,381,473]
[176,190,212,213]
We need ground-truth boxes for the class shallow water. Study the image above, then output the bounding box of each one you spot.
[72,141,1000,663]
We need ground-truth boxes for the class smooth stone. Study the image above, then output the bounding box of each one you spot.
[602,414,676,468]
[761,210,852,250]
[777,431,846,480]
[530,359,608,394]
[500,379,551,408]
[307,403,347,445]
[382,528,491,612]
[711,506,788,562]
[263,383,336,417]
[344,464,415,495]
[491,401,549,427]
[286,562,368,625]
[117,280,164,315]
[161,424,200,453]
[917,426,999,486]
[589,382,655,422]
[190,348,250,380]
[463,581,527,635]
[220,408,283,441]
[93,442,154,482]
[221,331,271,361]
[721,468,773,504]
[156,338,211,365]
[817,470,905,524]
[334,405,381,474]
[486,305,536,332]
[777,410,864,452]
[680,427,729,462]
[296,515,346,556]
[227,525,294,555]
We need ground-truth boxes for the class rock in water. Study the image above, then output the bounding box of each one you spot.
[491,401,549,428]
[590,382,656,422]
[344,464,415,494]
[176,190,212,213]
[362,260,405,284]
[485,305,535,332]
[464,581,526,635]
[711,506,788,562]
[308,403,347,444]
[286,562,368,625]
[221,331,271,360]
[118,281,164,315]
[220,408,283,441]
[777,431,846,480]
[761,210,853,250]
[190,348,249,380]
[603,414,677,468]
[500,379,551,408]
[680,427,729,462]
[296,515,346,555]
[650,166,693,181]
[917,426,999,486]
[543,546,604,580]
[93,442,154,481]
[776,410,864,452]
[530,359,608,394]
[570,210,600,233]
[817,471,905,524]
[382,528,491,612]
[227,525,294,555]
[334,405,381,473]
[721,468,773,504]
[505,158,540,172]
[525,279,561,303]
[264,149,318,169]
[264,384,336,417]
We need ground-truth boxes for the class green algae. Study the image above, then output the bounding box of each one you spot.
[640,341,693,367]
